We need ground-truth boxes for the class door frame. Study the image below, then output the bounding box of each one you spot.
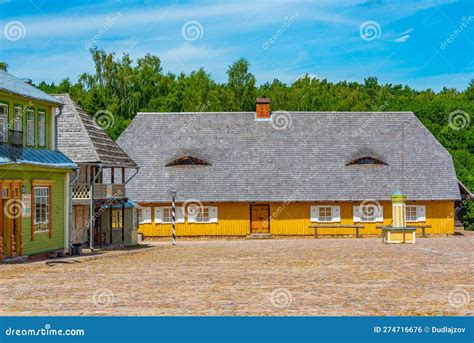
[1,180,24,258]
[250,204,270,234]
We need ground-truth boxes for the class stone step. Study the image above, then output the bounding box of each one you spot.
[247,233,272,239]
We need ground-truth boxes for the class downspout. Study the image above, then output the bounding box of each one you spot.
[69,168,80,253]
[89,165,103,251]
[54,104,64,150]
[125,166,140,184]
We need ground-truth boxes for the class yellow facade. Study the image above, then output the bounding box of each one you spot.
[138,201,455,237]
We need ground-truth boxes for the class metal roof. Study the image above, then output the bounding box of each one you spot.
[0,70,62,105]
[117,111,461,203]
[0,145,77,169]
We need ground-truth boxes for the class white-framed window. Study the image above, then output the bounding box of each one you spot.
[38,111,46,146]
[353,204,383,222]
[196,207,210,222]
[13,105,22,132]
[406,205,426,222]
[33,186,50,233]
[188,206,218,224]
[27,109,34,146]
[310,205,341,222]
[163,207,173,223]
[139,207,151,224]
[154,206,185,224]
[0,103,8,142]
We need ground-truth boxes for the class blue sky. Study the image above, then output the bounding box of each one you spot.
[1,0,473,90]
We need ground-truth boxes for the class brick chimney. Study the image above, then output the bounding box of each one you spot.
[256,98,270,119]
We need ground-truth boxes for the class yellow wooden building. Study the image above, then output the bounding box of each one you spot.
[117,98,460,238]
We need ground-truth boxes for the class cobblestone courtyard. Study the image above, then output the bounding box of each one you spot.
[1,236,472,316]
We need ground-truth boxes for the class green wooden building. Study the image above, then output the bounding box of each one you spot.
[0,71,76,261]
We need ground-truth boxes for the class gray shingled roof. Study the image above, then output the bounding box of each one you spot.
[54,94,137,168]
[0,70,61,105]
[117,111,461,203]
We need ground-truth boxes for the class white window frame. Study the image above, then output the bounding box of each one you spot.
[139,207,152,224]
[0,103,8,143]
[154,206,185,224]
[27,109,35,146]
[13,105,22,132]
[188,206,218,224]
[353,205,383,223]
[38,111,46,146]
[406,205,426,222]
[33,186,50,233]
[310,205,341,222]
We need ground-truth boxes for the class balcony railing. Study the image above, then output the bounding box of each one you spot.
[72,183,126,200]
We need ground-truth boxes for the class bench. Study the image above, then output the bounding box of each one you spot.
[310,224,366,239]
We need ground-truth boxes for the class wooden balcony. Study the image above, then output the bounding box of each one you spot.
[72,183,126,200]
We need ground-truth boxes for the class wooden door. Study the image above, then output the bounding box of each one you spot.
[251,205,270,233]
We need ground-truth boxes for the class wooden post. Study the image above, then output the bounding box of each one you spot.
[111,167,114,184]
[122,203,125,243]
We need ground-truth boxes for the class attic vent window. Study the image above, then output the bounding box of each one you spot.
[347,156,388,166]
[166,156,210,167]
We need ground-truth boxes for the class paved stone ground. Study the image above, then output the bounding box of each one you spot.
[0,235,472,316]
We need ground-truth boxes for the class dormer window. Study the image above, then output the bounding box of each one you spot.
[346,156,387,166]
[165,156,211,167]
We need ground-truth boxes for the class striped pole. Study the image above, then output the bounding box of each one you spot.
[171,188,177,246]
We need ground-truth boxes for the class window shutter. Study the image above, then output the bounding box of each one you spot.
[187,206,197,223]
[332,206,341,222]
[376,206,384,222]
[154,207,164,223]
[141,207,151,224]
[353,206,361,222]
[210,206,218,223]
[416,205,426,222]
[177,207,185,223]
[310,206,319,222]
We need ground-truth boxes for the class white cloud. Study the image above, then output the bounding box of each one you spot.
[394,34,411,43]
